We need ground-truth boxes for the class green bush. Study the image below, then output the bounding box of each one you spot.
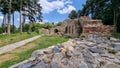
[56,22,62,26]
[108,49,117,54]
[115,33,120,39]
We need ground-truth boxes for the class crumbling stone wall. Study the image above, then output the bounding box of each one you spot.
[48,16,112,37]
[82,20,103,34]
[61,19,82,37]
[39,28,50,34]
[49,26,63,35]
[80,16,112,35]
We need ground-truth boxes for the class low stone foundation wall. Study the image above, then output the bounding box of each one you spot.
[10,35,120,68]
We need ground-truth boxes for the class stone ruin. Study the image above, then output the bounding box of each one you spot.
[47,16,112,37]
[39,16,112,38]
[39,28,50,34]
[80,16,112,35]
[10,34,120,68]
[60,19,82,37]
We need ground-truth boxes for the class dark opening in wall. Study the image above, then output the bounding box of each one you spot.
[54,29,59,33]
[65,27,68,33]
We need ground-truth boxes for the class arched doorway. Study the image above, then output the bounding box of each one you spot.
[65,27,68,33]
[54,29,59,33]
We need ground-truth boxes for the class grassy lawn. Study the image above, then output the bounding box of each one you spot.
[115,33,120,39]
[0,36,69,68]
[0,32,39,47]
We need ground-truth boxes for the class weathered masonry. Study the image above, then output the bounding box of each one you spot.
[41,16,112,37]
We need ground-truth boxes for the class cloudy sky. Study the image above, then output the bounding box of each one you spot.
[0,0,86,27]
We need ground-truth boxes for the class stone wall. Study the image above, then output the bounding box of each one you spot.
[80,16,112,35]
[82,20,103,34]
[61,19,82,37]
[39,28,50,34]
[10,35,120,68]
[42,16,112,37]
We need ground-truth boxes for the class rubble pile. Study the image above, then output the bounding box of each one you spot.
[12,35,120,68]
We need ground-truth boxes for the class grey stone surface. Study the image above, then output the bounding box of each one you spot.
[61,58,68,65]
[88,48,102,53]
[78,64,88,68]
[82,51,93,58]
[86,63,94,68]
[52,53,64,62]
[51,62,59,68]
[73,50,82,56]
[110,37,119,42]
[18,63,32,68]
[106,64,120,68]
[66,51,72,57]
[114,46,120,51]
[10,35,120,68]
[34,61,46,68]
[43,48,53,54]
[32,50,44,58]
[53,46,61,53]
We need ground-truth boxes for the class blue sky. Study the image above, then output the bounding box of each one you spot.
[0,0,86,27]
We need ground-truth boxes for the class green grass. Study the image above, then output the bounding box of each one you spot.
[0,36,69,68]
[115,33,120,39]
[0,32,39,47]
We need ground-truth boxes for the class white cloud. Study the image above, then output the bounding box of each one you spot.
[0,16,3,20]
[57,5,76,14]
[17,18,19,21]
[25,19,29,23]
[43,19,49,22]
[17,18,30,23]
[39,0,76,14]
[38,22,45,24]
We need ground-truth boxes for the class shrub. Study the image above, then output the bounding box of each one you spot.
[108,49,117,54]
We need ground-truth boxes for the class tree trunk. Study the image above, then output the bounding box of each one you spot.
[20,0,23,33]
[23,16,26,32]
[7,0,11,34]
[2,14,5,33]
[28,22,31,34]
[5,14,7,33]
[12,13,14,33]
[116,12,118,32]
[114,10,117,33]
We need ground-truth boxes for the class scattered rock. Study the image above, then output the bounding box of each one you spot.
[66,51,72,57]
[73,50,82,56]
[34,61,46,68]
[110,37,119,42]
[106,63,120,68]
[61,48,67,54]
[43,48,53,54]
[52,53,64,62]
[114,46,120,51]
[31,50,44,57]
[53,46,61,53]
[18,63,32,68]
[61,58,68,65]
[77,63,88,68]
[51,62,59,68]
[43,58,52,63]
[86,63,94,68]
[82,51,93,58]
[12,35,120,68]
[88,48,102,53]
[64,45,74,52]
[106,57,120,64]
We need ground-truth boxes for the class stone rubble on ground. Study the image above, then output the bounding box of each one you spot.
[11,34,120,68]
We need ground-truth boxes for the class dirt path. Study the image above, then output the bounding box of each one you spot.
[0,43,37,64]
[0,35,42,55]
